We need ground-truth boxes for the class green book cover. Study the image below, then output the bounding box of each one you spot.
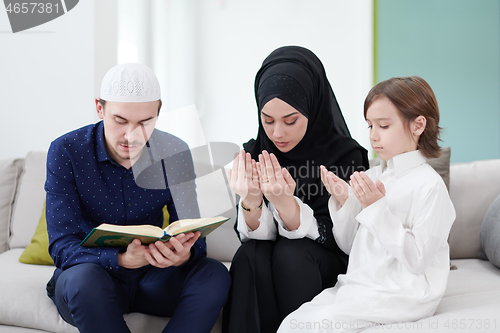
[80,216,230,247]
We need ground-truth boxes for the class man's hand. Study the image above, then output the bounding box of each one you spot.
[117,238,151,269]
[145,231,200,268]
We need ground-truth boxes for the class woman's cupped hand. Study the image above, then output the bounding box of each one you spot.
[257,150,296,211]
[228,150,263,208]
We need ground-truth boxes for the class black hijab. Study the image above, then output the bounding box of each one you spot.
[243,46,368,251]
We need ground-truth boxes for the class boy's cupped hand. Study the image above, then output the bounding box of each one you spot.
[349,171,385,208]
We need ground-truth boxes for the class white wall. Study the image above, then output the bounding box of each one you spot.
[95,1,118,99]
[1,0,373,160]
[193,0,373,151]
[116,0,373,153]
[0,1,117,160]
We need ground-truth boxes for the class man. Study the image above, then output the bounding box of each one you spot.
[45,63,230,333]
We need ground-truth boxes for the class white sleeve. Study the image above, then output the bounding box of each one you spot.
[329,190,362,254]
[355,182,456,274]
[272,196,320,240]
[236,199,276,242]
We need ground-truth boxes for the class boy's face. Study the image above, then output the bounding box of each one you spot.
[96,100,159,169]
[366,96,418,161]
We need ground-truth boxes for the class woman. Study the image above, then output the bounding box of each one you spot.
[222,46,369,333]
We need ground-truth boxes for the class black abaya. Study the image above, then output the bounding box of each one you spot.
[222,46,369,333]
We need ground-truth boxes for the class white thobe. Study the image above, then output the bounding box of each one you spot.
[236,196,320,242]
[278,150,456,332]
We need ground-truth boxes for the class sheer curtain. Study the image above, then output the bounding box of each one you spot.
[118,0,205,149]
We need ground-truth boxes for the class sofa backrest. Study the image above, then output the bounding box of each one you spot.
[190,158,240,262]
[0,157,24,253]
[9,151,47,249]
[3,150,240,262]
[448,159,500,259]
[4,150,499,262]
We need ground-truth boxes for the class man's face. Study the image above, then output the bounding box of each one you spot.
[96,100,159,169]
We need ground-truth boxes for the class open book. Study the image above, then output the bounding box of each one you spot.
[80,216,230,247]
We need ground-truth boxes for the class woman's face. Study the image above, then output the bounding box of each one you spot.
[261,98,308,153]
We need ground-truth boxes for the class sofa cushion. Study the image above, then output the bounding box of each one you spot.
[0,158,23,253]
[0,248,224,332]
[362,259,500,332]
[0,249,78,333]
[479,193,500,268]
[9,152,47,249]
[1,249,155,332]
[448,159,500,259]
[427,147,451,191]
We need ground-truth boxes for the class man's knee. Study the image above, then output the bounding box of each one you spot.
[56,263,114,301]
[53,264,117,326]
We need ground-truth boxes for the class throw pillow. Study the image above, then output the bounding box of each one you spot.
[19,202,53,265]
[19,202,171,265]
[162,205,170,229]
[479,193,500,268]
[427,147,451,192]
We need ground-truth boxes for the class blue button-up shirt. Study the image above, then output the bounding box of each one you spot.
[45,121,204,271]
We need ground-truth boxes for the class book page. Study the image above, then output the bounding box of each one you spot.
[96,223,164,238]
[165,216,228,236]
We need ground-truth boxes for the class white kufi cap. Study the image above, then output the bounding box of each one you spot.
[100,63,161,102]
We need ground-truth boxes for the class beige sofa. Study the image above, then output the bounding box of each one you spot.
[1,151,500,333]
[0,151,240,333]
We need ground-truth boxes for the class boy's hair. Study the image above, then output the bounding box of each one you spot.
[363,76,442,159]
